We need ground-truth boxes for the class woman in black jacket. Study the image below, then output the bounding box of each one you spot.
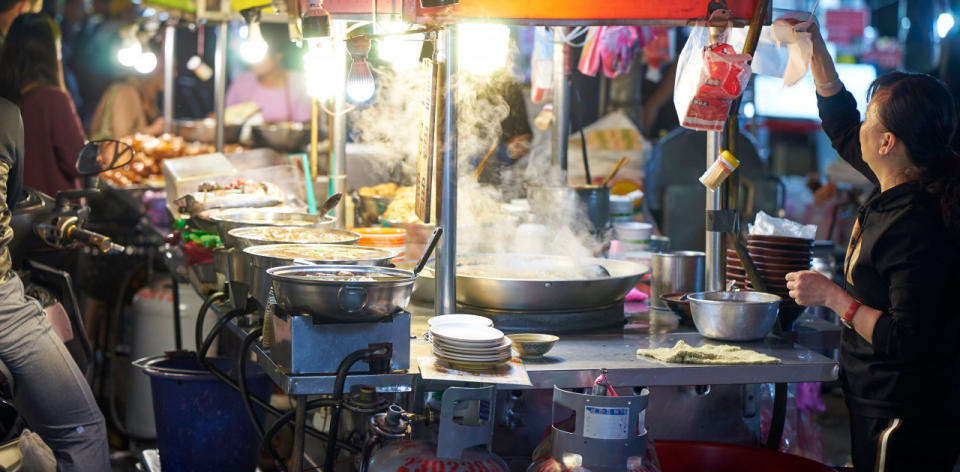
[787,21,960,472]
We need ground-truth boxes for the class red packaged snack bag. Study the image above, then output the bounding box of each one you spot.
[681,96,732,132]
[699,43,752,100]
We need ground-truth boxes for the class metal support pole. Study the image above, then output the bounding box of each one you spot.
[163,24,175,134]
[291,395,307,472]
[551,27,571,185]
[331,21,348,228]
[214,22,228,153]
[705,131,725,291]
[436,26,458,315]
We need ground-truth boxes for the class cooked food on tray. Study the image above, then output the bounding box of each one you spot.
[215,212,317,226]
[458,264,604,281]
[381,185,503,225]
[247,245,392,261]
[100,133,243,187]
[229,227,357,244]
[176,179,284,213]
[281,270,405,282]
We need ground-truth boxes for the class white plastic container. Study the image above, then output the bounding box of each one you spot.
[615,222,653,252]
[609,195,634,223]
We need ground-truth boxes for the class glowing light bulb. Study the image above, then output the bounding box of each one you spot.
[937,12,955,39]
[379,22,422,72]
[134,50,158,74]
[346,60,375,103]
[240,22,268,64]
[117,41,141,67]
[304,38,337,99]
[458,24,510,76]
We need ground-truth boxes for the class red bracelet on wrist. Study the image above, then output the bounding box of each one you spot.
[842,299,862,329]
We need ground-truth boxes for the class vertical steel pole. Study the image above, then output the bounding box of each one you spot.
[163,24,175,134]
[436,26,458,315]
[705,131,725,291]
[291,395,307,472]
[552,27,570,185]
[331,21,348,228]
[214,22,228,153]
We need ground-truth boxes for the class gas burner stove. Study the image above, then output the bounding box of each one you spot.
[457,302,626,333]
[268,309,411,375]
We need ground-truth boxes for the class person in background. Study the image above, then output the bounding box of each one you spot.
[789,20,960,471]
[0,97,110,471]
[89,41,165,139]
[226,22,310,123]
[0,0,39,48]
[0,13,85,196]
[58,0,88,114]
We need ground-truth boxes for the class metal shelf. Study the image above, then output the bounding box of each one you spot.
[226,312,838,396]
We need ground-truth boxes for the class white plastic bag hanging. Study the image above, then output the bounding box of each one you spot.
[673,25,752,132]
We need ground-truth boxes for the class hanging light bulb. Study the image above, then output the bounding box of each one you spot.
[458,23,510,76]
[117,39,142,67]
[240,21,269,63]
[304,37,337,99]
[134,49,158,74]
[379,21,422,72]
[346,35,375,103]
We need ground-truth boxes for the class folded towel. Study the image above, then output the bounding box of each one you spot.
[636,340,780,365]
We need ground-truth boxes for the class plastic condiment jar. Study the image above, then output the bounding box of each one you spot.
[354,227,406,262]
[699,150,740,191]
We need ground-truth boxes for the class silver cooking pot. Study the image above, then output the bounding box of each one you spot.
[243,244,397,313]
[267,265,414,322]
[418,254,648,311]
[224,226,360,303]
[212,212,334,303]
[213,211,334,249]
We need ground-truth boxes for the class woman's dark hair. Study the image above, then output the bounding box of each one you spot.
[868,71,960,243]
[0,13,61,102]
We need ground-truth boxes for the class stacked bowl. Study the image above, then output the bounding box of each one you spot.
[726,235,813,329]
[429,319,512,370]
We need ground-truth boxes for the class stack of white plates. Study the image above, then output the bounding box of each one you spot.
[430,323,511,369]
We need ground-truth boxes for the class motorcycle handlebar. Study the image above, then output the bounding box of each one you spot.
[66,227,124,254]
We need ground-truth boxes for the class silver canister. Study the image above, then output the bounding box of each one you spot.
[651,251,705,309]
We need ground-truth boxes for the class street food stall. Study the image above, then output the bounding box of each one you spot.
[95,0,846,470]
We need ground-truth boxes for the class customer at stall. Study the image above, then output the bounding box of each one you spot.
[226,23,310,123]
[0,13,86,196]
[787,20,960,471]
[0,99,110,470]
[89,41,165,139]
[0,0,39,48]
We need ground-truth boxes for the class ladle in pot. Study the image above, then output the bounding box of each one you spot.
[414,226,443,275]
[319,192,344,215]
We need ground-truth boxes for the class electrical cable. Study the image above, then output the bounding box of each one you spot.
[193,301,360,453]
[238,328,286,470]
[195,291,226,356]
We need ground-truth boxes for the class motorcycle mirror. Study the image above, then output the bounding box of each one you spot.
[76,139,135,176]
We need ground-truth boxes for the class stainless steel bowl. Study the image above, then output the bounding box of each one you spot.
[227,226,360,251]
[687,291,782,341]
[213,211,334,249]
[250,122,313,152]
[173,119,242,144]
[244,244,397,315]
[267,264,414,322]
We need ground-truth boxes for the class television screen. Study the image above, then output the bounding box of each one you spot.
[754,63,878,121]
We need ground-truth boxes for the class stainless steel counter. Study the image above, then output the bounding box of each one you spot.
[228,302,839,396]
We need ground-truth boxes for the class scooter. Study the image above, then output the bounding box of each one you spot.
[0,139,134,449]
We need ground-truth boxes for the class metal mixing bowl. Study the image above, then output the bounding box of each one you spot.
[250,122,313,152]
[173,119,242,144]
[687,291,782,341]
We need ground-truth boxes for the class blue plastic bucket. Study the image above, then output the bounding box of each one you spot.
[135,355,272,472]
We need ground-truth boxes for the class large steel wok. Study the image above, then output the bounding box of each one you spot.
[418,254,649,311]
